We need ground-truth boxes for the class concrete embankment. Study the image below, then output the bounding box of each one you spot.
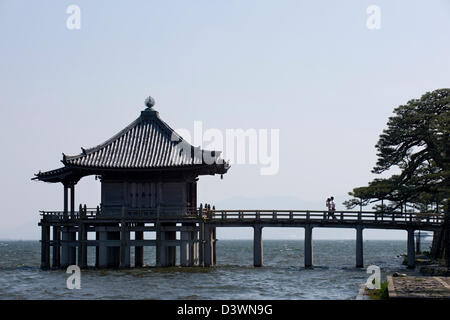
[387,275,450,299]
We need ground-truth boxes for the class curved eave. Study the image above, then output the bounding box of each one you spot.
[33,161,230,183]
[32,167,82,183]
[64,161,230,175]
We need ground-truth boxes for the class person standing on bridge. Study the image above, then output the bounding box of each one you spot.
[326,198,331,218]
[328,197,337,220]
[330,197,336,219]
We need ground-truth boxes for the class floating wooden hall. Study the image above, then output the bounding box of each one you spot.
[34,96,229,269]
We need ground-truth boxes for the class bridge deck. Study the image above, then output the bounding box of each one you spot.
[40,209,444,231]
[38,208,444,270]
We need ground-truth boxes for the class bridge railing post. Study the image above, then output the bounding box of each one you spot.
[358,212,362,221]
[289,211,293,220]
[306,211,310,221]
[272,211,277,220]
[340,212,344,221]
[256,211,260,220]
[323,211,327,220]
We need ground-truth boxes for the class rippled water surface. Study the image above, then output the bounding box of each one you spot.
[0,240,427,299]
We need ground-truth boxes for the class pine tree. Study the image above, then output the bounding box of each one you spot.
[344,89,450,266]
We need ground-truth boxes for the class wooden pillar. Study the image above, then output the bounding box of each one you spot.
[212,226,217,266]
[97,224,120,268]
[203,225,213,267]
[61,226,76,267]
[61,183,69,265]
[199,221,204,266]
[180,224,190,267]
[41,224,50,269]
[61,228,70,268]
[120,222,130,268]
[407,228,416,269]
[108,230,121,268]
[70,183,75,218]
[165,223,177,266]
[135,223,144,267]
[97,226,108,268]
[253,225,263,267]
[77,223,87,268]
[181,223,196,267]
[191,223,199,266]
[63,184,68,216]
[356,226,364,268]
[156,223,162,267]
[157,223,176,267]
[304,225,313,268]
[52,226,61,268]
[95,231,99,268]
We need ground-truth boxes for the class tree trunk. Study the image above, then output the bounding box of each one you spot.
[445,207,450,268]
[430,229,442,259]
[431,205,450,268]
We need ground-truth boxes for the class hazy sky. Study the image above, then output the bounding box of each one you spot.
[1,0,449,240]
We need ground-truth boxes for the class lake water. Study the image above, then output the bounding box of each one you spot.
[0,240,428,300]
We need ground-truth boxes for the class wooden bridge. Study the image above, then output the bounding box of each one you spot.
[39,208,444,270]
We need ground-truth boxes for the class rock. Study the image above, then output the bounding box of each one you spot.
[420,265,450,276]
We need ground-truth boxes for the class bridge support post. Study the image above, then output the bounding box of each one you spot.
[159,226,169,267]
[407,228,416,269]
[356,226,364,268]
[180,224,190,267]
[157,223,176,267]
[253,226,263,267]
[95,231,99,268]
[120,222,130,268]
[192,224,199,266]
[199,222,204,266]
[304,225,313,268]
[156,223,162,266]
[156,223,177,267]
[52,226,61,268]
[97,226,120,268]
[166,224,177,267]
[108,230,121,268]
[77,223,88,268]
[204,225,213,267]
[181,223,198,267]
[97,227,108,268]
[41,224,50,270]
[61,226,76,268]
[134,223,144,267]
[212,226,217,266]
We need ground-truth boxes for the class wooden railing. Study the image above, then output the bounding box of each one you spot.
[202,210,444,224]
[40,206,199,221]
[40,207,445,225]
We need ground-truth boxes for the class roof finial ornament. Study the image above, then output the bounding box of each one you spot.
[145,96,155,109]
